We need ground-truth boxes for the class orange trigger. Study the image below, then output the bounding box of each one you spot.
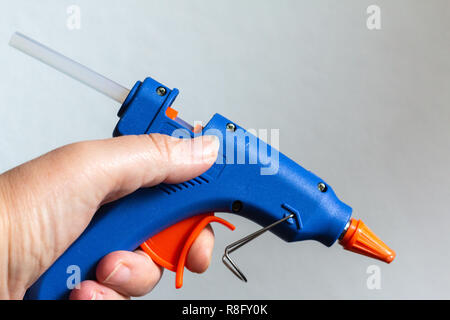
[175,215,235,288]
[140,213,235,289]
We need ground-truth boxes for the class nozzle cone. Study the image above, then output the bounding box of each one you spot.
[339,219,395,263]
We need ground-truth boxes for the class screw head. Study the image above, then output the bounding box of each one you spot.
[318,182,327,192]
[226,123,236,132]
[231,200,243,213]
[156,86,167,96]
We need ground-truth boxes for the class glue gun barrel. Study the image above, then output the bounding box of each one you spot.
[339,218,396,263]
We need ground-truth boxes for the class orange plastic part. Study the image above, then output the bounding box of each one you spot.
[339,218,396,263]
[140,213,235,288]
[165,107,179,120]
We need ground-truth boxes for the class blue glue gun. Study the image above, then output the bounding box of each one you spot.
[9,33,395,300]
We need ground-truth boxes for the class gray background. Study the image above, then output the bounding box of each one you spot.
[0,0,449,299]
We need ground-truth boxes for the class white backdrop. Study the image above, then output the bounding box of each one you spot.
[0,0,449,299]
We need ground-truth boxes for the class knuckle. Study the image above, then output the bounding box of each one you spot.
[145,134,174,164]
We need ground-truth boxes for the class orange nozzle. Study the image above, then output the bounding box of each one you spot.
[339,218,396,263]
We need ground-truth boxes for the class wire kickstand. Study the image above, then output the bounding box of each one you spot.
[222,213,295,282]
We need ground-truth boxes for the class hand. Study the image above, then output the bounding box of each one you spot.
[0,134,220,300]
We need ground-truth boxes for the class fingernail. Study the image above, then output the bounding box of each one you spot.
[103,263,131,285]
[200,135,220,162]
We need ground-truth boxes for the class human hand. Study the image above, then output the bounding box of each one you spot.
[0,134,219,299]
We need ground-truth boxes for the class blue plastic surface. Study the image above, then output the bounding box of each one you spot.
[25,77,352,300]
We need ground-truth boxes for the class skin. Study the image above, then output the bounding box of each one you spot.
[0,134,219,300]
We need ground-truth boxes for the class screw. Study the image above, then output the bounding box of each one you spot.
[231,200,243,213]
[226,123,236,132]
[156,87,167,96]
[318,182,327,192]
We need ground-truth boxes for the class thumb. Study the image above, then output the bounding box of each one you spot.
[67,133,221,204]
[0,134,219,295]
[3,133,220,211]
